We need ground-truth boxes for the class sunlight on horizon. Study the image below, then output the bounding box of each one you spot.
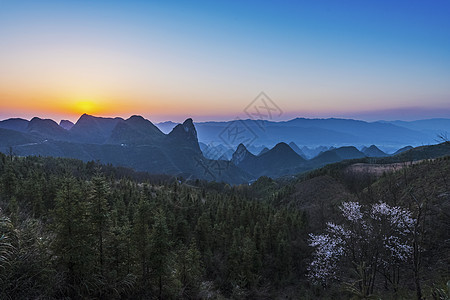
[73,100,100,115]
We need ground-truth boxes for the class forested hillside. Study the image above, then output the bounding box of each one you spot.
[0,154,306,299]
[0,152,449,299]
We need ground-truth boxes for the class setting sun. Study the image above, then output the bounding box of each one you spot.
[74,100,99,115]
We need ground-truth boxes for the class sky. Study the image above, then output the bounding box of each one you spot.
[1,0,450,123]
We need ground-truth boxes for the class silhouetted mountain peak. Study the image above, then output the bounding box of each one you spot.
[76,113,96,123]
[169,118,197,138]
[71,114,123,144]
[236,143,248,152]
[59,120,74,130]
[261,142,306,162]
[231,143,254,165]
[125,115,162,133]
[362,145,387,157]
[311,146,366,167]
[333,146,366,159]
[107,115,164,145]
[27,117,68,139]
[182,118,195,132]
[75,113,123,125]
[167,118,201,153]
[271,142,292,153]
[29,117,61,129]
[127,115,145,122]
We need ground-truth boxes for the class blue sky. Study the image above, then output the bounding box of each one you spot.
[1,0,449,122]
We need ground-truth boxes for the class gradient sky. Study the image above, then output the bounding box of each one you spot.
[1,0,450,123]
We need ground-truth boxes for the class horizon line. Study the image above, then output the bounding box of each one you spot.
[1,112,449,125]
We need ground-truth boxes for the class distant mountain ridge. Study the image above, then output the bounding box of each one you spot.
[156,117,449,148]
[1,115,449,184]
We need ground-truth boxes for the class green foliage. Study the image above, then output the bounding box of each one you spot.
[0,152,447,298]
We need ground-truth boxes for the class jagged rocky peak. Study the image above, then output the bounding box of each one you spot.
[166,118,201,153]
[237,143,248,150]
[170,118,197,138]
[231,143,252,165]
[182,118,196,133]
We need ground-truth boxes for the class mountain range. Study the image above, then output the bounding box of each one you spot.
[1,114,449,183]
[0,114,250,183]
[157,117,450,151]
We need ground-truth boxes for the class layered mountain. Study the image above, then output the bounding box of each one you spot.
[0,114,251,184]
[289,142,307,159]
[307,146,366,168]
[2,115,449,184]
[27,117,70,140]
[388,119,450,137]
[231,142,306,179]
[184,117,442,147]
[106,115,165,145]
[69,114,124,144]
[361,145,388,157]
[301,146,331,159]
[59,120,74,130]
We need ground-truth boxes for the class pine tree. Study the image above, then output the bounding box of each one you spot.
[133,192,152,288]
[1,163,17,199]
[52,176,93,295]
[176,239,203,298]
[149,208,172,300]
[89,173,110,275]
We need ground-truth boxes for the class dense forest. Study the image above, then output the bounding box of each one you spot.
[0,152,449,299]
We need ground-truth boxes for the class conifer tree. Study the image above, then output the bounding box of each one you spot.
[89,173,110,275]
[149,208,172,300]
[53,176,93,295]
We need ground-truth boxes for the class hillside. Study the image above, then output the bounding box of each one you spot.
[0,145,448,299]
[0,154,306,299]
[272,155,450,298]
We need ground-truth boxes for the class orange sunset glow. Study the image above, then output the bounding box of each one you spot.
[1,0,450,123]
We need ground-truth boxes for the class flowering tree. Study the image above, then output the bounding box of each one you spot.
[308,201,415,296]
